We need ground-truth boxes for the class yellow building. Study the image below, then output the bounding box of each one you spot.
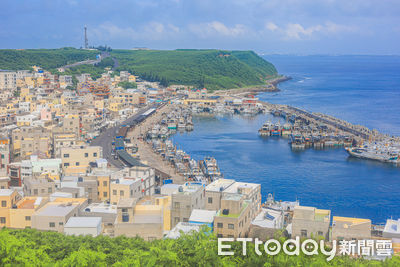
[9,197,49,229]
[61,146,102,175]
[97,175,110,201]
[0,189,22,228]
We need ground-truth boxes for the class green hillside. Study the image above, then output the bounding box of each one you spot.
[111,49,278,90]
[0,48,278,90]
[0,228,397,266]
[0,48,98,71]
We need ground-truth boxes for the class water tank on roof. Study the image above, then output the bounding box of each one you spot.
[219,186,224,192]
[116,179,120,184]
[85,208,91,212]
[178,186,183,192]
[78,177,83,182]
[222,209,229,215]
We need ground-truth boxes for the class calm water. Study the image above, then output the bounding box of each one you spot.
[172,55,400,224]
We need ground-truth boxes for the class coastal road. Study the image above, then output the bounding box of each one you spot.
[90,105,156,168]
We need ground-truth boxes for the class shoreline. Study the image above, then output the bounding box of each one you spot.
[213,75,292,96]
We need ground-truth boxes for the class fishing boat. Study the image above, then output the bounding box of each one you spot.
[200,156,223,181]
[259,121,273,136]
[345,145,399,164]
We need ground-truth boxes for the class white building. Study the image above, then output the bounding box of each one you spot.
[64,217,102,237]
[0,71,17,90]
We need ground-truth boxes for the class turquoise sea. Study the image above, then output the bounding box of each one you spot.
[172,55,400,224]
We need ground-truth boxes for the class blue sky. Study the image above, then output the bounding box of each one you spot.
[1,0,400,54]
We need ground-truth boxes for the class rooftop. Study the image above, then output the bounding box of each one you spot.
[0,189,14,197]
[252,208,283,229]
[117,198,137,208]
[36,203,78,217]
[84,202,117,214]
[65,217,102,228]
[383,219,400,234]
[333,216,371,226]
[205,179,235,192]
[165,222,201,239]
[189,209,217,223]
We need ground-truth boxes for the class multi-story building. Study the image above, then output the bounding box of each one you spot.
[331,216,371,241]
[12,126,52,160]
[9,196,49,229]
[0,189,22,227]
[292,206,331,240]
[110,178,141,205]
[23,177,56,197]
[52,133,82,157]
[171,183,205,228]
[31,198,87,233]
[0,71,17,91]
[114,197,165,240]
[213,194,252,238]
[60,146,102,175]
[205,179,261,222]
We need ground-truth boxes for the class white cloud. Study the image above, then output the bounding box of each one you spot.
[265,22,278,32]
[91,22,180,41]
[264,21,357,40]
[189,21,247,38]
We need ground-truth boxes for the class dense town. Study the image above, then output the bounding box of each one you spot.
[0,64,398,258]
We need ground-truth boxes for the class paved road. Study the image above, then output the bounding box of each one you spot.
[90,105,156,168]
[62,52,110,69]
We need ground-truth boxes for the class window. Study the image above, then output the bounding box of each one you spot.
[84,153,88,158]
[122,214,129,222]
[217,223,223,228]
[25,216,31,221]
[93,152,97,157]
[130,190,133,196]
[64,163,69,167]
[217,234,223,238]
[1,200,6,207]
[228,235,234,238]
[63,154,69,158]
[33,189,38,195]
[103,192,107,197]
[318,231,324,237]
[49,222,55,228]
[113,190,117,195]
[228,224,234,229]
[120,190,124,196]
[59,222,64,225]
[301,230,307,237]
[174,202,180,209]
[103,181,107,186]
[174,217,180,224]
[75,162,80,166]
[122,208,127,212]
[183,218,188,222]
[208,197,213,204]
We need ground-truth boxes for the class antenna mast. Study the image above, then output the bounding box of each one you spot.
[84,26,88,49]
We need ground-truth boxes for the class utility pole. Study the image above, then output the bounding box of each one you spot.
[84,26,88,49]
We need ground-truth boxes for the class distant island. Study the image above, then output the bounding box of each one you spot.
[0,48,278,91]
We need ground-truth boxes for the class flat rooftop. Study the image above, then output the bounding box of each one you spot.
[189,209,217,223]
[36,203,78,217]
[205,179,235,192]
[65,217,102,228]
[0,189,14,196]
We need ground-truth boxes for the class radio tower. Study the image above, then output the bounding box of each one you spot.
[84,26,88,49]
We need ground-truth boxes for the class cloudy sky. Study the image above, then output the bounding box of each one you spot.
[1,0,400,54]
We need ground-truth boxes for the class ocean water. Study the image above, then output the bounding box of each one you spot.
[172,55,400,224]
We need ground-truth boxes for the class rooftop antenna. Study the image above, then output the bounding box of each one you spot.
[84,26,88,49]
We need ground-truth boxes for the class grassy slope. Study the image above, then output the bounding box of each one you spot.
[0,48,278,90]
[111,49,278,90]
[0,48,98,71]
